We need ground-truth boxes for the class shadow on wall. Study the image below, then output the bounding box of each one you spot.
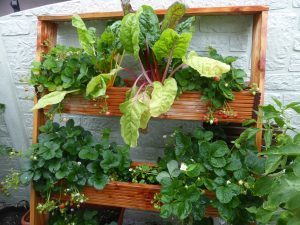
[0,0,68,16]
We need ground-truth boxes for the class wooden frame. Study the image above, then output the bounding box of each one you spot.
[31,6,268,225]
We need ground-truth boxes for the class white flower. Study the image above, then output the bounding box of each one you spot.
[226,180,231,185]
[33,156,37,160]
[129,168,133,172]
[238,180,244,185]
[77,162,81,166]
[180,163,188,171]
[80,199,84,203]
[163,135,167,139]
[185,185,188,189]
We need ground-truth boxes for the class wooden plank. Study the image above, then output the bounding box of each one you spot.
[44,89,258,123]
[250,11,268,151]
[54,181,218,216]
[31,20,57,225]
[38,5,269,22]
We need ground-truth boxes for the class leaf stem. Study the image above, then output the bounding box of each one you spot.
[169,63,185,78]
[152,51,160,81]
[133,73,144,88]
[162,51,173,82]
[145,41,154,81]
[138,57,152,84]
[134,82,147,100]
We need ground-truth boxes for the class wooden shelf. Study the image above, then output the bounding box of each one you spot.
[31,5,268,225]
[38,6,269,22]
[54,181,219,217]
[45,88,259,123]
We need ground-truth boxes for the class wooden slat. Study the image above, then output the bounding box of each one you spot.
[46,88,258,123]
[38,5,269,22]
[31,20,57,225]
[54,181,218,216]
[251,11,268,151]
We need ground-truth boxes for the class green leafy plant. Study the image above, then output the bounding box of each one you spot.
[130,164,158,184]
[249,99,300,225]
[154,127,264,225]
[19,119,131,214]
[31,16,124,111]
[119,3,230,147]
[175,47,247,123]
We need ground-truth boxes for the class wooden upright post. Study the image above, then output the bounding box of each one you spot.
[250,11,268,151]
[30,20,57,225]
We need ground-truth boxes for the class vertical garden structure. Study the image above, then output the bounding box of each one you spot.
[31,5,268,225]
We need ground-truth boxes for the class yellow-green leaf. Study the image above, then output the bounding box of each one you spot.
[149,78,177,117]
[33,90,79,110]
[182,51,230,78]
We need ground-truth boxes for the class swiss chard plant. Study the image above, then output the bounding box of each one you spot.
[19,119,131,214]
[248,99,300,225]
[32,16,124,110]
[154,127,265,225]
[119,3,230,147]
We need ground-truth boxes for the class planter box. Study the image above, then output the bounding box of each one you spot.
[52,87,259,123]
[69,181,218,217]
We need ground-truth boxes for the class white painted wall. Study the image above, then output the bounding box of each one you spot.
[0,0,300,223]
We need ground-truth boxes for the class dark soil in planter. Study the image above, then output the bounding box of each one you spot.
[47,204,124,225]
[0,201,29,225]
[96,206,124,224]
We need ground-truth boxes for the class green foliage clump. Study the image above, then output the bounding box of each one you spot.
[154,127,264,225]
[20,119,131,214]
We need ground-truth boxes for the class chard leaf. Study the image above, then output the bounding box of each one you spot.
[161,2,186,31]
[182,51,231,78]
[139,93,151,129]
[33,90,79,110]
[86,68,121,98]
[176,17,196,34]
[120,11,142,58]
[120,93,148,147]
[149,78,177,117]
[72,15,96,57]
[153,29,192,61]
[139,5,160,48]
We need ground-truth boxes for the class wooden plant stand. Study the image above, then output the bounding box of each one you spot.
[31,5,268,225]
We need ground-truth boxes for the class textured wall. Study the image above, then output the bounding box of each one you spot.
[0,0,300,223]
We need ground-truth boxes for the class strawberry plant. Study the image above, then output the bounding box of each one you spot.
[119,3,230,147]
[19,119,131,214]
[248,99,300,225]
[175,47,247,123]
[154,127,264,224]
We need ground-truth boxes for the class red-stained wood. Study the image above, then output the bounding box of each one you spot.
[45,88,258,123]
[251,11,268,151]
[31,20,57,225]
[38,5,268,22]
[53,181,218,216]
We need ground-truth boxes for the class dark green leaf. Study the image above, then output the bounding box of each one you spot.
[186,163,204,177]
[161,2,186,31]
